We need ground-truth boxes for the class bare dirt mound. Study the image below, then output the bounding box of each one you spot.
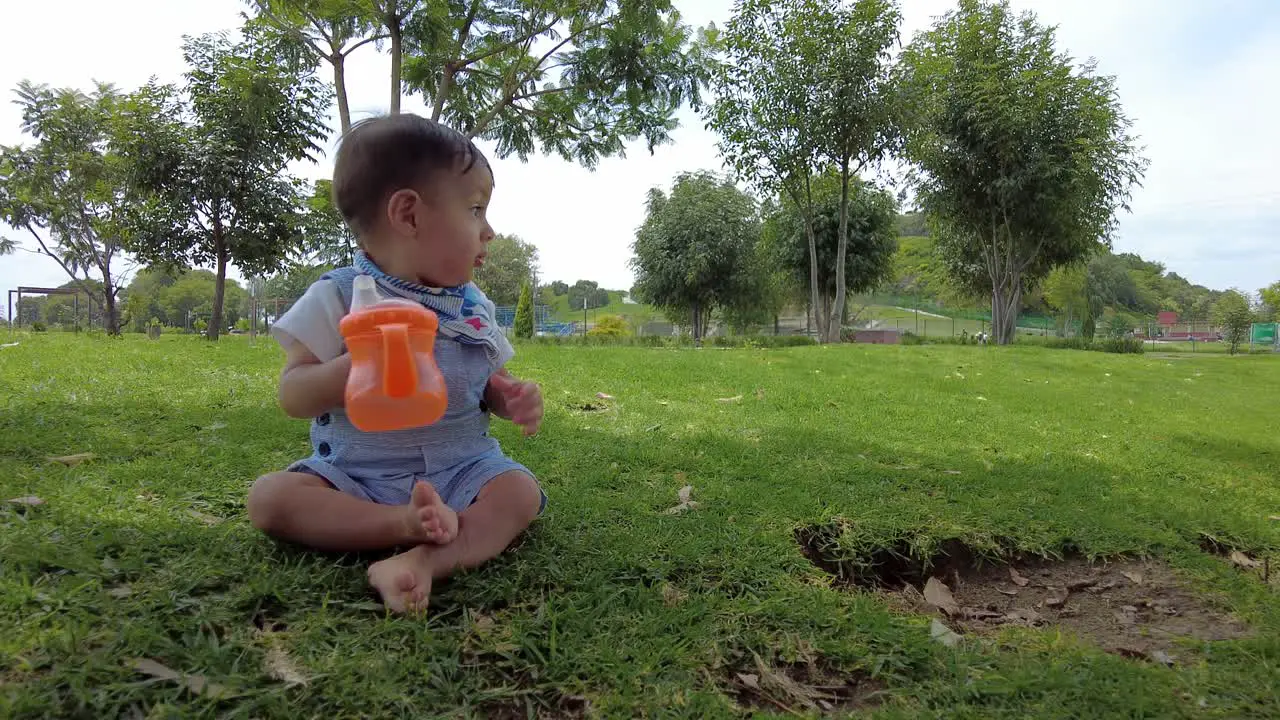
[794,525,1251,663]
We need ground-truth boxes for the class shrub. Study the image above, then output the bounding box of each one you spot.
[31,321,47,332]
[587,314,629,338]
[514,282,535,340]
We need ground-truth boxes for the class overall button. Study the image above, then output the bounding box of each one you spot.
[318,442,332,457]
[317,413,331,426]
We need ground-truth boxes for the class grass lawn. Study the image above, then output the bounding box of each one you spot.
[543,291,653,324]
[2,334,1279,718]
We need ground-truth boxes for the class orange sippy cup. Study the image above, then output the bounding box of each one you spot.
[339,274,448,432]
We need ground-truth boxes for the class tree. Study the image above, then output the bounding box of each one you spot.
[810,0,901,341]
[549,280,569,296]
[403,0,711,167]
[472,233,538,306]
[567,280,609,312]
[898,0,1147,344]
[709,0,827,340]
[630,171,760,340]
[299,179,355,267]
[1259,281,1280,322]
[1041,264,1087,336]
[0,82,153,334]
[247,0,381,134]
[1213,290,1253,355]
[514,280,534,339]
[125,29,331,340]
[768,172,897,329]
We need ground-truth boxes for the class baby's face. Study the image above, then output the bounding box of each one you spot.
[410,164,495,288]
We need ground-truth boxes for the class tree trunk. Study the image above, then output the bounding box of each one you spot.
[828,161,852,343]
[690,300,702,342]
[804,217,825,342]
[102,286,120,335]
[333,53,351,134]
[990,275,1021,345]
[208,232,228,342]
[388,21,403,115]
[98,260,120,335]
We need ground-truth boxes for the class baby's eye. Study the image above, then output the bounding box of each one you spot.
[471,206,485,218]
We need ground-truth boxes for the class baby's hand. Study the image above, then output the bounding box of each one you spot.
[487,371,543,436]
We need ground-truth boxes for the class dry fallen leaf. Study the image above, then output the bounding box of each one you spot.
[1229,551,1262,570]
[48,453,96,466]
[1067,579,1097,591]
[131,658,230,699]
[6,496,44,507]
[187,509,224,526]
[470,612,496,633]
[1009,568,1030,587]
[943,470,962,475]
[107,585,133,599]
[264,646,309,687]
[661,583,687,607]
[736,673,760,690]
[595,392,615,400]
[923,577,960,617]
[664,486,699,515]
[657,400,669,406]
[962,608,1004,620]
[1149,650,1176,667]
[1121,571,1144,585]
[754,388,765,400]
[1004,608,1043,625]
[997,588,1020,597]
[1114,610,1136,626]
[981,458,995,472]
[715,395,744,404]
[1268,515,1280,521]
[930,619,962,648]
[1045,596,1067,609]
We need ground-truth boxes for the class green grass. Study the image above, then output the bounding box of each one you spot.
[3,333,1280,718]
[862,305,1054,338]
[544,291,653,323]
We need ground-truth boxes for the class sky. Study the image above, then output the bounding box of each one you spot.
[1,0,1277,304]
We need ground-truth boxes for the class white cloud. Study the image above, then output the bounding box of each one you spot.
[2,0,1275,311]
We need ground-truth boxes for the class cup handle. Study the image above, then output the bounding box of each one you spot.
[380,323,417,398]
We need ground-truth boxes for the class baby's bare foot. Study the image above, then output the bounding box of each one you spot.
[403,480,459,545]
[367,546,434,614]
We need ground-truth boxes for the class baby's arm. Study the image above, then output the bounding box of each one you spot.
[277,340,351,419]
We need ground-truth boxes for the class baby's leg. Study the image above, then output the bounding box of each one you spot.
[247,472,457,551]
[366,470,542,613]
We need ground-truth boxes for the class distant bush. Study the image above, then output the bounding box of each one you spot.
[1027,336,1144,355]
[31,322,47,332]
[587,314,629,338]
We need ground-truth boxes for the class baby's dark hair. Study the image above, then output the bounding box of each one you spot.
[331,114,491,237]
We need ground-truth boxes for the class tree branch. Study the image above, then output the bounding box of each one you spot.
[253,3,328,61]
[432,0,484,120]
[341,33,387,58]
[458,14,562,68]
[24,223,103,306]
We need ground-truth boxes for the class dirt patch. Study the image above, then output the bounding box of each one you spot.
[725,654,883,716]
[892,557,1250,660]
[795,525,1251,662]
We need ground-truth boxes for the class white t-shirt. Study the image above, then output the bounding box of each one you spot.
[270,279,348,361]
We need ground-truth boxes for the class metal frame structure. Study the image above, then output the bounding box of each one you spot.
[7,286,85,332]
